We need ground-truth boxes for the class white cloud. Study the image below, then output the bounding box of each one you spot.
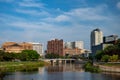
[0,14,27,24]
[18,0,45,8]
[41,5,110,24]
[117,2,120,9]
[55,15,70,22]
[15,9,50,16]
[41,15,71,23]
[14,0,50,17]
[64,7,109,21]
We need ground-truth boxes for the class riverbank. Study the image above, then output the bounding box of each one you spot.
[0,61,49,72]
[84,61,101,73]
[99,63,120,73]
[84,62,120,73]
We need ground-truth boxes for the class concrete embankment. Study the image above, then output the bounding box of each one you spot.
[99,65,120,73]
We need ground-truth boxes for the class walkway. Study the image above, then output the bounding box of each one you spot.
[42,59,75,65]
[99,65,120,73]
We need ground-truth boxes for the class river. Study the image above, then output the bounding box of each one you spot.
[1,64,120,80]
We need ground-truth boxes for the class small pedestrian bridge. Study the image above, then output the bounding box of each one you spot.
[43,59,75,65]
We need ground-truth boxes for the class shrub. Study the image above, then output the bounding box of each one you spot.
[84,61,101,73]
[109,55,118,62]
[101,55,110,62]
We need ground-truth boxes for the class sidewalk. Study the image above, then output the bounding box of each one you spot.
[99,65,120,73]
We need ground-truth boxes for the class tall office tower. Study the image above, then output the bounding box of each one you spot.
[91,28,103,54]
[91,28,103,47]
[30,42,43,56]
[47,39,63,56]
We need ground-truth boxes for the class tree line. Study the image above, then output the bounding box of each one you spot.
[0,50,40,61]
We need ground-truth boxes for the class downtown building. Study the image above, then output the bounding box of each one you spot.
[47,39,64,56]
[101,35,118,49]
[103,35,118,44]
[91,28,103,47]
[64,41,84,56]
[29,42,43,56]
[90,28,103,54]
[64,41,84,49]
[90,28,118,55]
[2,42,33,53]
[47,39,85,56]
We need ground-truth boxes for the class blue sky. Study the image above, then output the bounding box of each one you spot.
[0,0,120,50]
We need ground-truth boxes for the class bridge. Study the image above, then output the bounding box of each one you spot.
[42,59,76,65]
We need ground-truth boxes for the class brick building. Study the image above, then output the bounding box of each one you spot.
[47,39,85,56]
[47,39,64,56]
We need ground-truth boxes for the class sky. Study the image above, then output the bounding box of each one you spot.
[0,0,120,50]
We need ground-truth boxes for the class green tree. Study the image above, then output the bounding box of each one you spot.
[20,50,40,61]
[0,51,18,61]
[109,55,118,62]
[0,50,5,61]
[84,61,101,73]
[95,50,104,61]
[101,55,110,62]
[116,38,120,47]
[2,52,15,61]
[93,38,120,62]
[104,45,120,57]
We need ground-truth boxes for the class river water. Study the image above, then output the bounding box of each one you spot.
[1,64,120,80]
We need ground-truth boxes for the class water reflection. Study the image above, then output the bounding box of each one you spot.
[45,64,84,73]
[102,72,120,80]
[1,64,120,80]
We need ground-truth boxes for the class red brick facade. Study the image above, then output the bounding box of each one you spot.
[47,39,63,56]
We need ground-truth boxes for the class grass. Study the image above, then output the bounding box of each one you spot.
[103,63,120,67]
[0,61,49,72]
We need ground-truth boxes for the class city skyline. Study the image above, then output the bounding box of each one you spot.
[0,0,120,49]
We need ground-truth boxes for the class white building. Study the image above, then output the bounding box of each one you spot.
[64,42,73,49]
[64,41,84,49]
[29,42,43,56]
[91,28,103,46]
[74,41,84,49]
[91,28,103,54]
